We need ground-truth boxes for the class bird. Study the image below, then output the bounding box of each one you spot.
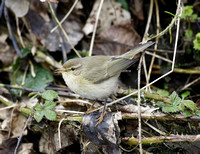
[57,41,154,125]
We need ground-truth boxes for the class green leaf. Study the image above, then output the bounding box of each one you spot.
[164,11,175,17]
[181,5,193,19]
[21,48,31,57]
[195,110,200,116]
[169,91,181,106]
[43,100,56,110]
[182,100,195,112]
[34,110,44,122]
[44,110,57,121]
[181,91,190,99]
[185,29,193,39]
[116,0,128,10]
[193,33,200,50]
[81,49,89,57]
[42,90,58,101]
[162,106,179,113]
[191,13,198,20]
[35,103,42,111]
[183,109,193,117]
[24,65,54,90]
[157,89,169,97]
[178,103,185,112]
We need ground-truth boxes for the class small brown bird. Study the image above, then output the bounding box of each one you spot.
[57,41,154,125]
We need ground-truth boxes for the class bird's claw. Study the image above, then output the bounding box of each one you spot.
[95,111,107,126]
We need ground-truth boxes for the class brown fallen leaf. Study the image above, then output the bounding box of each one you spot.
[83,0,131,35]
[93,20,141,56]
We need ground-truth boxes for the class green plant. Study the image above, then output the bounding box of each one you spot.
[29,90,58,122]
[156,91,199,117]
[181,5,198,39]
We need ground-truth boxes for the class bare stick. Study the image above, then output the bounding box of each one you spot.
[51,0,78,33]
[4,7,23,58]
[181,76,200,91]
[137,53,143,153]
[147,0,160,83]
[14,115,31,154]
[88,0,104,56]
[47,1,81,58]
[122,134,200,145]
[145,51,172,63]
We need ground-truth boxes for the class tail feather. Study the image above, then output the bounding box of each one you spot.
[120,41,154,59]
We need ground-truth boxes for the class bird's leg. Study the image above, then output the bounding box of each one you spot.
[85,101,97,114]
[95,101,107,126]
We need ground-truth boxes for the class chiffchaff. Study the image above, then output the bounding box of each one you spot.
[57,41,154,100]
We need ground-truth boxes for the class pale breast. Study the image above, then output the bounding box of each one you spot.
[62,72,118,100]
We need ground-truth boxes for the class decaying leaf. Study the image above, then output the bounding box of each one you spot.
[0,33,15,66]
[82,112,120,154]
[5,0,29,17]
[18,143,33,154]
[93,20,141,56]
[54,125,78,151]
[83,0,131,35]
[11,113,27,138]
[26,8,83,53]
[129,0,144,20]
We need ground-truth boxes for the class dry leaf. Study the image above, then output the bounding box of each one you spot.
[83,0,131,35]
[93,20,141,56]
[5,0,29,17]
[18,143,33,154]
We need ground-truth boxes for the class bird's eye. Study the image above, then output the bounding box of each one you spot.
[71,67,75,71]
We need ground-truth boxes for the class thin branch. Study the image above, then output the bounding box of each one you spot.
[181,76,200,91]
[4,7,23,58]
[51,0,79,33]
[137,53,143,153]
[0,0,5,18]
[145,51,172,63]
[122,112,200,121]
[88,0,104,56]
[14,115,32,154]
[122,134,200,145]
[147,0,160,83]
[47,1,81,58]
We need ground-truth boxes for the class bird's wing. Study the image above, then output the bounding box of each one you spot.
[82,56,136,83]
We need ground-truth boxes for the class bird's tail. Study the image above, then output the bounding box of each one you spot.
[120,41,154,59]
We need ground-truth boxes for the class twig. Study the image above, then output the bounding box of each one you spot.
[88,0,104,56]
[137,52,143,153]
[145,51,172,63]
[152,65,200,74]
[147,0,160,84]
[36,50,62,68]
[142,0,154,93]
[14,115,31,154]
[122,134,200,145]
[121,112,200,121]
[0,83,44,92]
[0,0,5,18]
[58,118,66,149]
[142,0,154,41]
[55,109,84,114]
[47,1,81,58]
[181,76,200,91]
[4,7,23,58]
[56,99,92,105]
[16,16,25,48]
[51,0,79,33]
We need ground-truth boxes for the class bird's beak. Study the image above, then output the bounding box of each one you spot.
[55,68,65,74]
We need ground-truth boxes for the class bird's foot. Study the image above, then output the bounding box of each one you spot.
[95,111,107,126]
